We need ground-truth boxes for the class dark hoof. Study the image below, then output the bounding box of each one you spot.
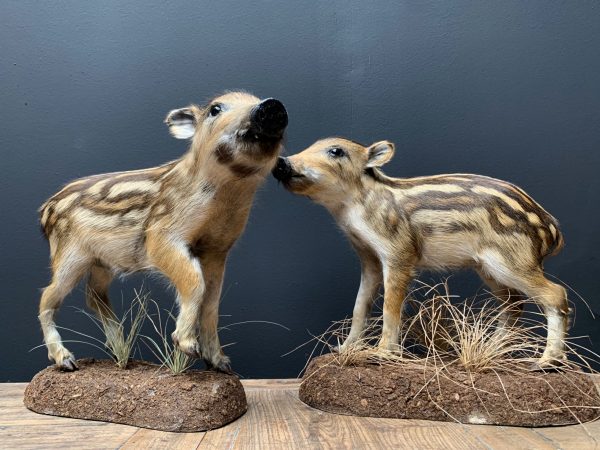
[172,332,202,359]
[182,348,202,360]
[57,357,78,371]
[204,358,233,375]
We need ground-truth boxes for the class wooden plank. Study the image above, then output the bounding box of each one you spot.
[336,416,486,450]
[469,425,558,449]
[200,383,485,449]
[200,388,301,448]
[120,428,205,450]
[3,422,138,450]
[1,383,137,450]
[2,381,600,449]
[242,378,301,390]
[535,424,600,449]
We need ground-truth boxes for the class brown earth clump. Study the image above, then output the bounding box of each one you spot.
[24,359,246,432]
[300,354,600,427]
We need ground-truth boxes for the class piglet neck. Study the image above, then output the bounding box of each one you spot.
[317,194,355,221]
[181,137,212,175]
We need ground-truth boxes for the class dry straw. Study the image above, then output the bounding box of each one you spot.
[32,284,291,375]
[291,279,600,427]
[140,299,194,375]
[300,280,598,372]
[30,288,149,369]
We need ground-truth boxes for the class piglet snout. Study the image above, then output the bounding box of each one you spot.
[272,156,292,181]
[251,98,288,139]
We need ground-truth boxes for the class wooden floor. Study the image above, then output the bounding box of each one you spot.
[2,380,599,449]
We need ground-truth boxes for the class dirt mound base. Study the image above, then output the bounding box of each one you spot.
[24,359,247,432]
[299,354,600,426]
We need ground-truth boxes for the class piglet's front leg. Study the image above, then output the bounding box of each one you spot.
[147,232,205,358]
[338,260,382,353]
[377,266,413,354]
[197,253,232,373]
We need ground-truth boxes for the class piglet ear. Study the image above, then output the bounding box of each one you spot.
[366,141,395,168]
[165,107,196,139]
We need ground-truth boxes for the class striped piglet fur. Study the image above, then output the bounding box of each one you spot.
[39,92,287,371]
[274,138,568,367]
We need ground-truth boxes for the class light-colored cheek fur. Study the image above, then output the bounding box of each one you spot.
[292,138,569,367]
[37,92,281,370]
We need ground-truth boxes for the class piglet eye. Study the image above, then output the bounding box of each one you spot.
[209,104,222,117]
[328,147,346,158]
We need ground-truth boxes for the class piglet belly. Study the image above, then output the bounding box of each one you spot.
[417,233,479,270]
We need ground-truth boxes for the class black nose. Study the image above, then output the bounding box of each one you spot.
[272,156,292,181]
[251,98,288,138]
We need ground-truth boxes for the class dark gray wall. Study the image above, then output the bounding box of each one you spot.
[1,1,599,381]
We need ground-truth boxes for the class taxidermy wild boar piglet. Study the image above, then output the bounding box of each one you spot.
[39,92,288,372]
[273,138,567,368]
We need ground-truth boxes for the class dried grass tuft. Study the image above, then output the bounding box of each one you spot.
[80,288,148,369]
[292,280,600,428]
[140,299,194,375]
[302,280,599,375]
[30,288,150,369]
